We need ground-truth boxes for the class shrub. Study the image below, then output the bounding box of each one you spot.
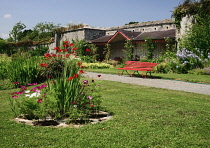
[82,62,114,69]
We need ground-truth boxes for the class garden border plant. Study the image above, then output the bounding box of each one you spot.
[9,41,103,125]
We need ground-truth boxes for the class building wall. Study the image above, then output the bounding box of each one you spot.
[84,29,106,41]
[106,19,176,35]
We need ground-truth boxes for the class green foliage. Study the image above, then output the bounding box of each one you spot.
[188,68,210,75]
[0,40,9,54]
[125,21,139,25]
[72,39,89,56]
[172,0,210,29]
[1,79,210,147]
[7,56,43,86]
[144,39,155,60]
[28,45,49,56]
[179,15,210,58]
[9,21,26,42]
[82,62,114,69]
[103,43,111,62]
[123,39,135,61]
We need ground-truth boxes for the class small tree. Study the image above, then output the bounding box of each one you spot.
[123,40,135,61]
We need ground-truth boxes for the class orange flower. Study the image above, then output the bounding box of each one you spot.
[67,77,73,81]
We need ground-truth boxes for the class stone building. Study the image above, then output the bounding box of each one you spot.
[50,18,177,60]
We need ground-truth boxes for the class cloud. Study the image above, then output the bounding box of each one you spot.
[3,14,12,19]
[0,33,9,39]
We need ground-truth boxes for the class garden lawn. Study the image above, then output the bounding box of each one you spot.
[0,79,209,147]
[86,68,210,84]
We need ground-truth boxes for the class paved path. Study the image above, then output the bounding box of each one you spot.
[83,72,210,96]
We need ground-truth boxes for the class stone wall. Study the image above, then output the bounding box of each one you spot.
[176,15,193,40]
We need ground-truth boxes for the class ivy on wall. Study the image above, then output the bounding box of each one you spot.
[172,0,210,29]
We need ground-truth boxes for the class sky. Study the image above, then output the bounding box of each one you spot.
[0,0,182,39]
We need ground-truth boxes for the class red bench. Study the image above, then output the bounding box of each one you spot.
[118,61,158,78]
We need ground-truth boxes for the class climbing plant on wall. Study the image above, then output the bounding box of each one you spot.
[123,40,135,61]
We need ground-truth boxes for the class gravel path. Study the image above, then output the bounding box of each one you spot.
[83,72,210,96]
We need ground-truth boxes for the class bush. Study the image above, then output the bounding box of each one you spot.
[188,67,210,75]
[82,62,114,69]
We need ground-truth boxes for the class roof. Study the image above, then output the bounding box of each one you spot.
[133,29,176,41]
[91,35,113,43]
[91,29,176,44]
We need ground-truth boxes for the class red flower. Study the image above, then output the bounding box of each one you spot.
[54,47,59,50]
[63,49,68,52]
[86,48,91,52]
[66,54,71,58]
[37,99,43,103]
[77,62,82,66]
[51,54,56,57]
[57,55,62,57]
[72,101,77,104]
[90,105,94,107]
[13,82,19,84]
[97,75,101,77]
[57,49,63,52]
[67,77,73,81]
[79,70,85,74]
[40,63,48,67]
[73,74,79,78]
[80,66,85,68]
[44,53,51,57]
[63,41,69,44]
[72,48,77,50]
[69,43,74,47]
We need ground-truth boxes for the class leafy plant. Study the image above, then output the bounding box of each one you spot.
[103,43,111,62]
[123,39,135,61]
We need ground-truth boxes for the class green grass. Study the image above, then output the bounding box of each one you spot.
[0,79,210,147]
[85,68,210,84]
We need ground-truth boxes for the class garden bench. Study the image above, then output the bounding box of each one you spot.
[118,61,158,78]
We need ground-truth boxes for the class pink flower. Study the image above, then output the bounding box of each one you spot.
[13,82,19,84]
[12,95,18,98]
[88,96,92,100]
[37,99,43,103]
[28,83,38,86]
[83,80,88,84]
[72,101,77,104]
[90,105,95,107]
